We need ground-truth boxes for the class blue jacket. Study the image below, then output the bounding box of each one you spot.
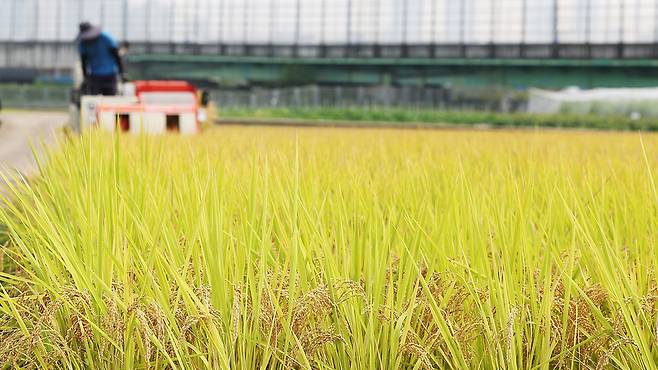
[78,32,121,77]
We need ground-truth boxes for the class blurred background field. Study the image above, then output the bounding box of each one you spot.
[4,0,658,129]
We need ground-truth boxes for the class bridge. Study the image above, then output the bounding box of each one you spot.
[1,0,658,89]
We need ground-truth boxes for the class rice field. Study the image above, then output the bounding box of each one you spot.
[1,126,658,369]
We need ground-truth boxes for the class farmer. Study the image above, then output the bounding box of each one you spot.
[76,22,126,96]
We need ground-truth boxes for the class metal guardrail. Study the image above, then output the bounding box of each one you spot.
[127,42,658,60]
[0,84,521,112]
[210,85,526,112]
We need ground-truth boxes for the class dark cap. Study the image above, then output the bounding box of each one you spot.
[77,22,101,41]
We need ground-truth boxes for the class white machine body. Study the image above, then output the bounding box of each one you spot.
[79,81,201,135]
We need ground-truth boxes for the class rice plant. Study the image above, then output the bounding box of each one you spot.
[1,127,657,369]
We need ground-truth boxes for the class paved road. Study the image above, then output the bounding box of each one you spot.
[0,111,68,195]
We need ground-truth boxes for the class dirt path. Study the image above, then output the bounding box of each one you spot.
[0,111,68,195]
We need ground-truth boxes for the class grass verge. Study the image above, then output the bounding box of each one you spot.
[220,107,658,131]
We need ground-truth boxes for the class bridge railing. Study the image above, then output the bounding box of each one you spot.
[2,41,658,72]
[158,42,656,60]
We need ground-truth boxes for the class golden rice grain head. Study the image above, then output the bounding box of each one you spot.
[300,326,343,359]
[291,284,334,336]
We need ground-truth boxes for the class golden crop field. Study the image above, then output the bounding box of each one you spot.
[1,126,658,369]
